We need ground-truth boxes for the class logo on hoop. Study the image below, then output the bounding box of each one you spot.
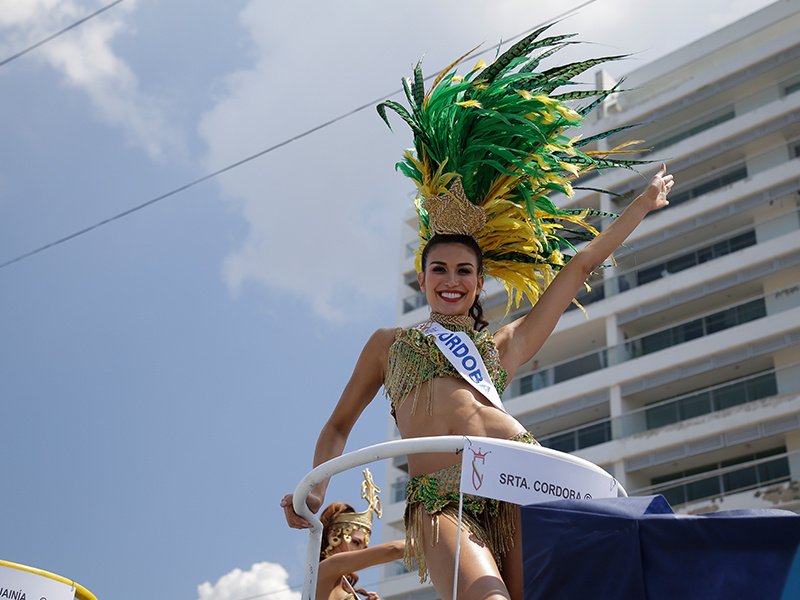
[470,447,491,490]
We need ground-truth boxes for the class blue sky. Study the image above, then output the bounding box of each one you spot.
[0,1,779,599]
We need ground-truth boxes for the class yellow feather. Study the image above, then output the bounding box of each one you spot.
[473,59,487,71]
[456,99,483,108]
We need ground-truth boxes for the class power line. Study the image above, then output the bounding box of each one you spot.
[0,94,389,270]
[0,0,128,68]
[0,0,598,272]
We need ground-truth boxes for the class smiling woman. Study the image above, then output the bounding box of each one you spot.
[418,234,487,329]
[282,23,673,600]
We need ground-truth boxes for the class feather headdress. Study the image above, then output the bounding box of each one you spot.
[377,23,652,311]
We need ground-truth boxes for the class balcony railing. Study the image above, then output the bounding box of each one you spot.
[401,290,427,314]
[627,229,757,288]
[511,283,800,398]
[533,362,800,453]
[604,65,800,159]
[646,110,736,153]
[569,206,797,313]
[608,126,800,207]
[630,449,797,509]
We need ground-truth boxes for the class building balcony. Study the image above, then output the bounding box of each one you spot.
[571,78,800,208]
[631,449,800,514]
[531,361,800,454]
[508,281,800,403]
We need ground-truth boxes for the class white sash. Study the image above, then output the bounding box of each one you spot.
[416,321,507,413]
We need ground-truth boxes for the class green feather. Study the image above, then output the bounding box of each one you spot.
[412,58,425,108]
[519,40,576,74]
[572,123,643,147]
[378,22,663,296]
[478,22,557,83]
[376,100,425,138]
[402,77,416,110]
[579,77,627,116]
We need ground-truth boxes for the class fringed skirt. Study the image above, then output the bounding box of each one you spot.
[402,432,538,582]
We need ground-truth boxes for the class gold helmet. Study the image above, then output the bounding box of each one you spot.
[323,468,383,557]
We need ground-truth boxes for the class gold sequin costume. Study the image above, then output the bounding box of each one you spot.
[383,312,536,581]
[404,432,539,582]
[384,313,508,418]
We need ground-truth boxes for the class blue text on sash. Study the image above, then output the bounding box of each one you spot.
[438,332,484,387]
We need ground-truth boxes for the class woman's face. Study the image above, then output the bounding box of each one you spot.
[327,528,368,555]
[418,242,483,316]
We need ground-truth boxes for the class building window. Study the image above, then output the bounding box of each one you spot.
[537,420,612,453]
[518,369,548,395]
[631,297,767,359]
[564,282,606,312]
[784,80,800,96]
[645,371,778,430]
[636,230,757,286]
[651,448,790,506]
[545,431,577,454]
[647,110,736,153]
[553,351,605,384]
[660,165,748,208]
[402,291,428,313]
[391,477,409,503]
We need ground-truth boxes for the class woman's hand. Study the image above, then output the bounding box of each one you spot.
[280,492,322,529]
[354,589,380,600]
[636,163,674,213]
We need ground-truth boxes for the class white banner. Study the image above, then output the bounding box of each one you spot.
[416,322,506,412]
[459,438,619,505]
[0,564,76,600]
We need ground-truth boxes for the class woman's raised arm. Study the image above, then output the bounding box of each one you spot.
[496,164,674,377]
[316,540,405,598]
[281,327,395,528]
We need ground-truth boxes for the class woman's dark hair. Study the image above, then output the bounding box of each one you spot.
[420,234,489,331]
[319,502,359,586]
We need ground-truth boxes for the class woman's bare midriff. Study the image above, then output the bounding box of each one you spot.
[393,376,526,478]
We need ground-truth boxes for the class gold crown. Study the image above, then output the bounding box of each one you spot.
[324,468,382,556]
[422,177,486,236]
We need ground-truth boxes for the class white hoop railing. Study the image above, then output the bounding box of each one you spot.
[292,435,627,600]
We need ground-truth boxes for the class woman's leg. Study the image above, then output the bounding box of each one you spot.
[420,512,510,600]
[500,505,524,600]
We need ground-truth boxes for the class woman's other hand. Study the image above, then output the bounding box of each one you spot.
[280,492,322,529]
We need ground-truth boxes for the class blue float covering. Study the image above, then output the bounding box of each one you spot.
[521,495,800,600]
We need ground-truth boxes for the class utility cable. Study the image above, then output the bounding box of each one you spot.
[0,0,128,68]
[0,0,598,271]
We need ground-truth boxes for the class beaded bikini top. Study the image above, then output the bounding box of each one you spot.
[384,313,508,417]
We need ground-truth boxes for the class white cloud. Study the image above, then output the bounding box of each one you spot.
[0,0,185,161]
[199,0,568,321]
[199,0,779,321]
[197,562,300,600]
[0,0,69,26]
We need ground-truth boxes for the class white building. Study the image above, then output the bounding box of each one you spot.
[380,2,800,597]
